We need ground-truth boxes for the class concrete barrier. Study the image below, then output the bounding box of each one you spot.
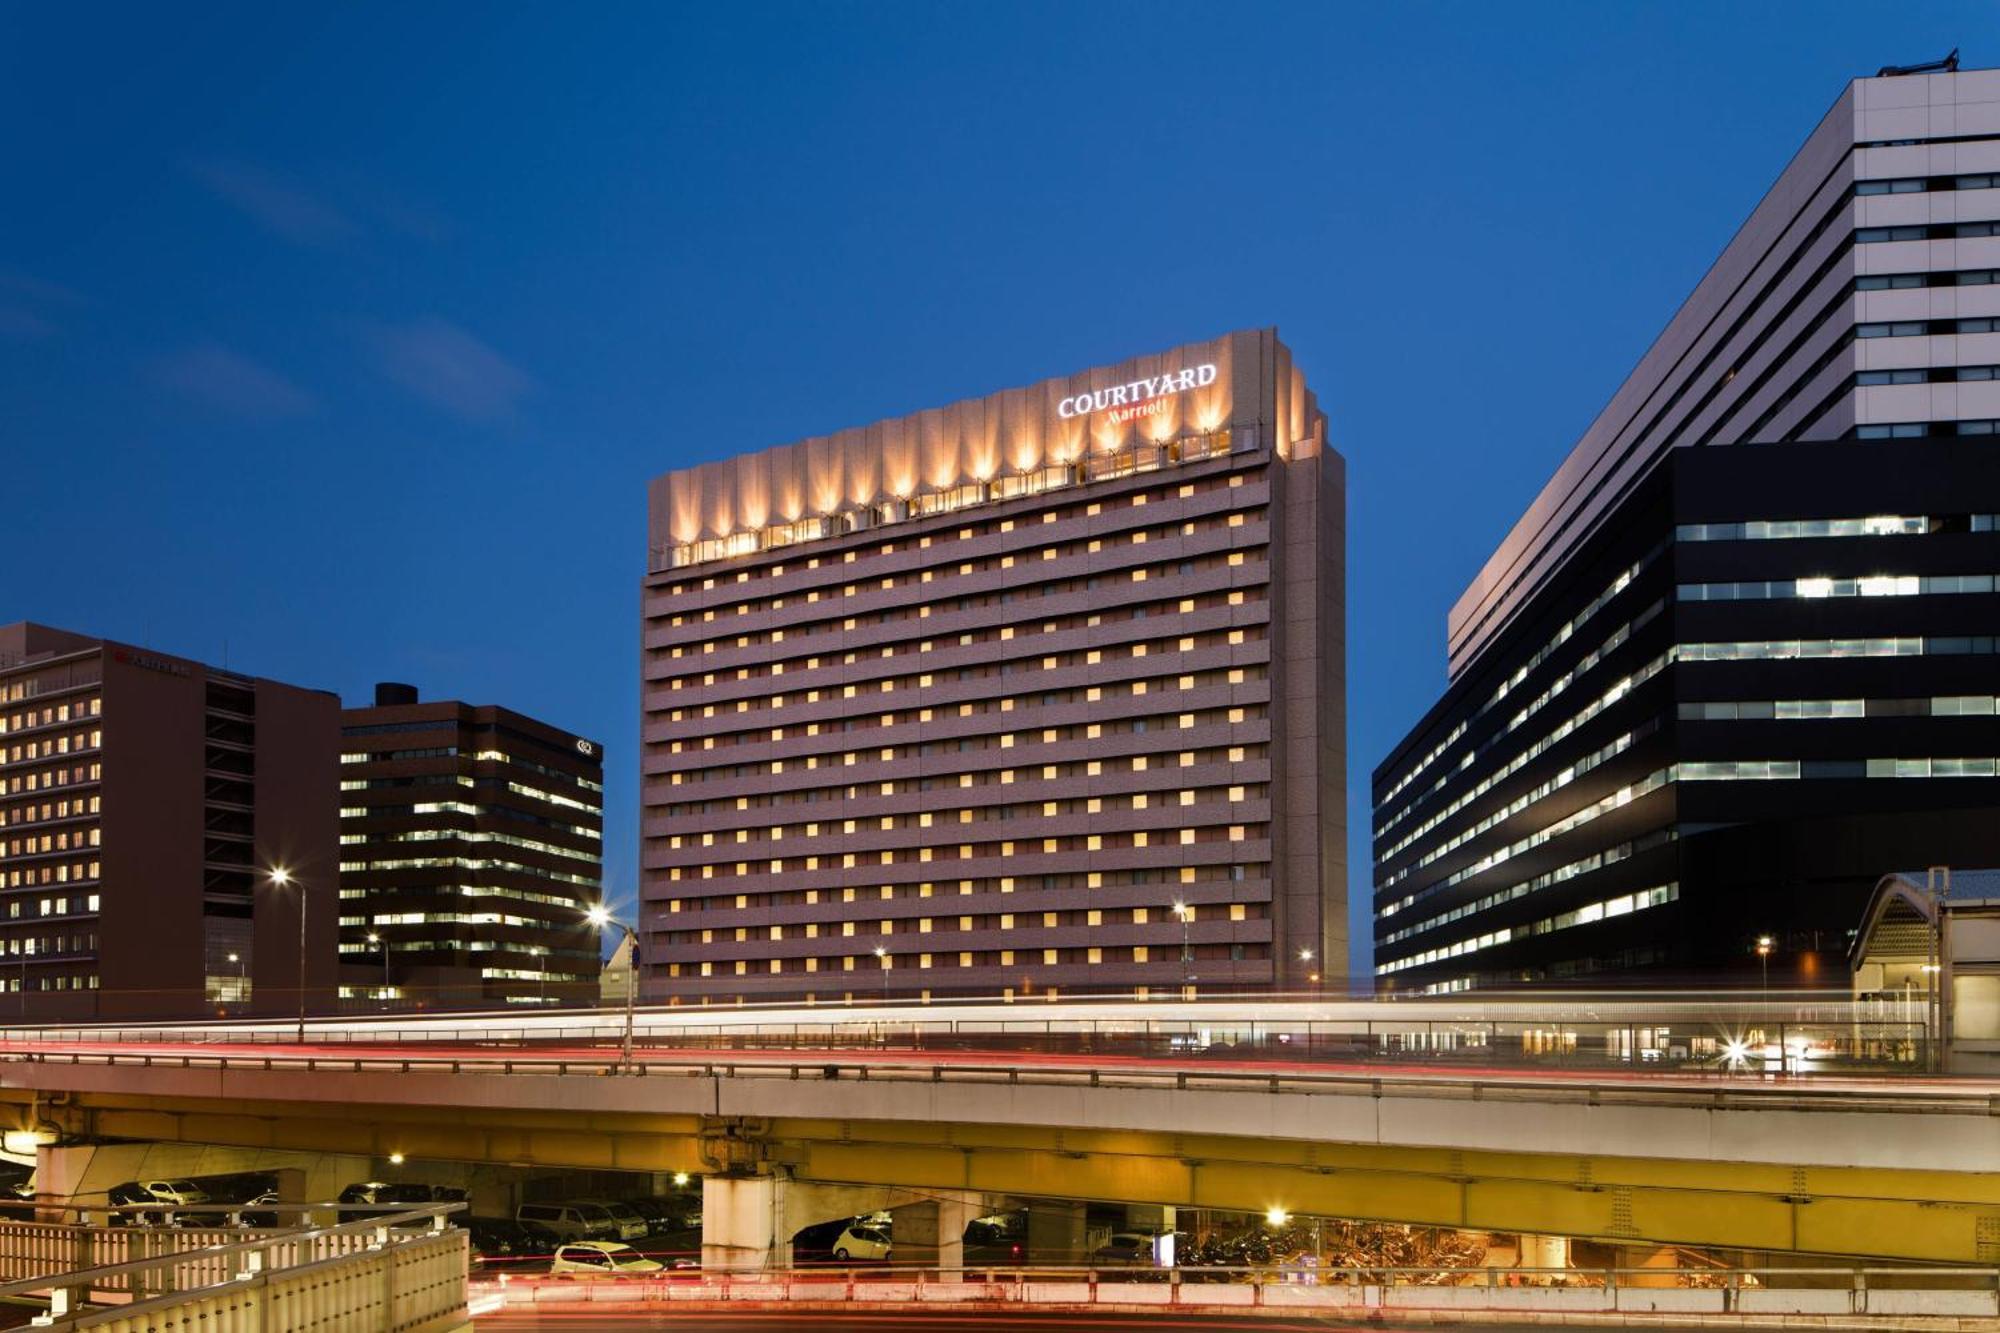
[1615,1286,1728,1314]
[1740,1287,1853,1315]
[1866,1289,2000,1317]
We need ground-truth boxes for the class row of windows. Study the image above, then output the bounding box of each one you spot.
[1856,267,2000,289]
[1856,220,2000,243]
[340,911,552,929]
[659,508,1260,629]
[661,660,1264,731]
[1674,514,2000,540]
[1854,172,2000,195]
[0,697,100,736]
[335,881,589,910]
[655,586,1267,691]
[1377,645,1670,858]
[1380,831,1673,941]
[3,861,98,889]
[3,825,99,857]
[336,857,601,888]
[664,745,1258,813]
[1378,766,1674,896]
[1680,695,2000,720]
[664,704,1263,766]
[2,930,97,956]
[1374,593,1665,841]
[668,940,1264,978]
[669,899,1257,943]
[658,824,1262,877]
[0,729,98,766]
[660,462,1252,577]
[1376,554,1654,814]
[667,788,1261,842]
[4,974,98,992]
[1855,420,2000,438]
[661,866,1259,915]
[3,795,100,829]
[662,622,1262,700]
[1679,757,2000,780]
[1855,317,2000,337]
[340,799,600,841]
[1676,634,1996,660]
[1856,365,2000,385]
[339,827,599,867]
[1679,572,2000,601]
[1377,884,1678,974]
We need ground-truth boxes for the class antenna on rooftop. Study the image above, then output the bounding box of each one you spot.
[1877,48,1960,77]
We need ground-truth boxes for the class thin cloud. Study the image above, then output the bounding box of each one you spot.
[0,270,85,306]
[186,158,356,246]
[0,307,53,341]
[151,343,316,420]
[367,317,533,422]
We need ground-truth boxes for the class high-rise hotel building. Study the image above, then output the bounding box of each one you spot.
[641,330,1345,1002]
[0,622,339,1019]
[1374,65,2000,992]
[338,683,604,1009]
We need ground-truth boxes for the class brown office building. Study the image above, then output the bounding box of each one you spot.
[338,684,604,1009]
[0,622,339,1020]
[640,329,1346,1003]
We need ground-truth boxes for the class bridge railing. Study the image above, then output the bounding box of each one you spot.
[4,1046,1990,1116]
[474,1262,2000,1317]
[3,1203,467,1332]
[0,1010,1937,1077]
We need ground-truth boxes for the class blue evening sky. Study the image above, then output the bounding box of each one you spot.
[0,4,1979,980]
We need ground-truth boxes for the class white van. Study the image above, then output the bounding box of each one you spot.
[516,1203,614,1241]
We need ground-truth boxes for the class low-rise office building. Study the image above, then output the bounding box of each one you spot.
[0,622,339,1019]
[640,329,1346,1002]
[337,683,604,1008]
[1374,66,2000,991]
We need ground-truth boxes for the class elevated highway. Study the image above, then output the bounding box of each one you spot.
[0,995,1993,1263]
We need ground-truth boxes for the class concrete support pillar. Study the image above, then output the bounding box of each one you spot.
[701,1175,779,1273]
[1518,1232,1569,1279]
[892,1195,979,1277]
[1025,1201,1087,1264]
[35,1143,91,1222]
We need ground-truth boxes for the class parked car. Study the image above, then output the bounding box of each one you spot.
[516,1202,616,1241]
[234,1191,282,1228]
[337,1182,438,1223]
[620,1198,692,1236]
[572,1200,648,1241]
[1092,1232,1159,1266]
[141,1180,209,1207]
[963,1218,1024,1266]
[831,1223,892,1262]
[550,1242,664,1278]
[467,1218,556,1267]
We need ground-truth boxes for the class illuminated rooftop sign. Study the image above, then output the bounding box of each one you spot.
[1058,363,1218,421]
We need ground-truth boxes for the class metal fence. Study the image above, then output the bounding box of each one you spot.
[2,1204,468,1333]
[476,1263,2000,1318]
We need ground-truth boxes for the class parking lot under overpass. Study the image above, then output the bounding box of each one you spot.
[2,1045,1996,1264]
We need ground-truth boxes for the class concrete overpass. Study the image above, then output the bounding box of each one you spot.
[0,1025,1994,1265]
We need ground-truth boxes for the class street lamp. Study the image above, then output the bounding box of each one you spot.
[586,905,636,1071]
[872,946,889,1004]
[1755,935,1773,1013]
[1172,901,1195,997]
[366,932,391,998]
[226,952,243,1005]
[268,867,305,1044]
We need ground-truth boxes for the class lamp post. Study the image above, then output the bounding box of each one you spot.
[366,932,392,999]
[872,946,889,1003]
[268,867,305,1044]
[226,952,244,1006]
[586,905,636,1071]
[1755,934,1773,1010]
[1172,901,1197,998]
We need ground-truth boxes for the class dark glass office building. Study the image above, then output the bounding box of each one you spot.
[1373,65,2000,992]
